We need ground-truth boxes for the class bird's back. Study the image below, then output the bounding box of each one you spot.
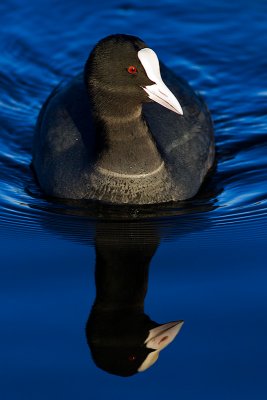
[33,75,97,199]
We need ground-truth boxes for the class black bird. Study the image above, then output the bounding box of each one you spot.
[33,34,214,204]
[86,224,183,377]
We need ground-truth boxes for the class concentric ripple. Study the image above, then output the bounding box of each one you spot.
[0,0,267,245]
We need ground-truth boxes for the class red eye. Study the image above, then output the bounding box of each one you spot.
[127,65,138,74]
[128,355,136,361]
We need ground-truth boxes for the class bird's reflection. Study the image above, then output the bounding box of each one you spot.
[86,223,183,376]
[30,193,218,377]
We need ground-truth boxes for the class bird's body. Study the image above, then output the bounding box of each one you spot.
[33,34,214,204]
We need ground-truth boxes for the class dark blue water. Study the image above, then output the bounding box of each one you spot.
[1,0,267,398]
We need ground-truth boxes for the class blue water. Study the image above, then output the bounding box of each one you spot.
[1,0,267,398]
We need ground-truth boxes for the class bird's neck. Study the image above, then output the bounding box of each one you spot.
[90,94,163,175]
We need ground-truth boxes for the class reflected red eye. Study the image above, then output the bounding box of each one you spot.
[127,65,138,74]
[128,355,136,361]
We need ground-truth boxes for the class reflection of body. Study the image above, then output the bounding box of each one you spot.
[34,201,215,376]
[86,223,183,376]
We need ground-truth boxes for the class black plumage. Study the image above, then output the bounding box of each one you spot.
[33,34,214,204]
